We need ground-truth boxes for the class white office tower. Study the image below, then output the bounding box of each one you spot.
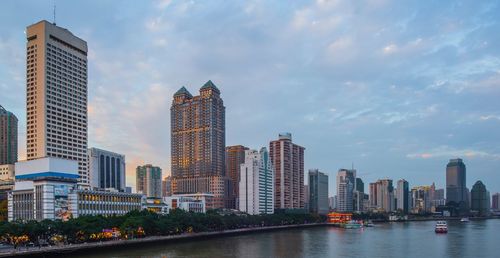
[239,148,274,215]
[25,21,89,186]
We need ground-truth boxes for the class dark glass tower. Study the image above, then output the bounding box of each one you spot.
[446,158,468,208]
[0,105,18,165]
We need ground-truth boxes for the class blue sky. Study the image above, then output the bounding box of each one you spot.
[1,0,499,196]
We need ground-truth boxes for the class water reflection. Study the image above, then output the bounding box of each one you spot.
[70,219,500,258]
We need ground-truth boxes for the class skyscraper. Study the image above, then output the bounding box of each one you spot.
[87,148,125,191]
[239,148,274,215]
[269,133,305,209]
[25,21,89,185]
[170,81,227,208]
[336,169,355,212]
[370,179,394,212]
[492,193,500,211]
[309,169,329,215]
[354,177,365,212]
[0,105,18,165]
[471,180,490,216]
[136,164,162,198]
[225,145,248,209]
[396,179,409,214]
[411,185,433,214]
[446,158,468,209]
[162,176,172,197]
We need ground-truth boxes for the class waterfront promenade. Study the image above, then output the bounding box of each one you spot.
[0,223,326,257]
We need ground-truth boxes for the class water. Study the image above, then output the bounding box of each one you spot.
[72,219,500,258]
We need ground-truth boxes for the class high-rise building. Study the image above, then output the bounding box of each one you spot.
[309,169,328,215]
[269,133,305,209]
[170,81,228,208]
[225,145,248,209]
[336,169,355,212]
[162,176,172,197]
[25,21,89,185]
[239,148,274,215]
[396,179,409,214]
[370,179,394,212]
[446,158,468,209]
[0,105,18,165]
[87,148,125,191]
[136,164,162,198]
[471,180,490,216]
[411,185,433,214]
[354,177,364,212]
[492,193,500,211]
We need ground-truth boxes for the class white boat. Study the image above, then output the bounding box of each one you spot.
[460,217,470,222]
[435,221,448,233]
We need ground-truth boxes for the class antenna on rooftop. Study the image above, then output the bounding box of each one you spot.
[53,1,56,25]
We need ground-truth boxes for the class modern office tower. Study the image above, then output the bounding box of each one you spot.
[309,169,329,215]
[225,145,248,209]
[336,169,356,212]
[269,133,305,209]
[136,164,162,198]
[411,185,433,214]
[471,181,490,216]
[25,21,89,185]
[354,177,364,212]
[0,105,18,165]
[396,179,409,214]
[446,158,468,208]
[162,176,172,197]
[87,148,125,191]
[170,81,228,208]
[239,148,274,215]
[492,193,500,211]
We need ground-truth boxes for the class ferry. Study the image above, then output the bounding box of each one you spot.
[435,221,448,233]
[343,220,363,229]
[460,217,470,222]
[364,220,375,227]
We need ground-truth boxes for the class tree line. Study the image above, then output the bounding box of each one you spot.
[0,210,325,248]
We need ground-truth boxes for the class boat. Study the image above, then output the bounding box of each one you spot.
[435,221,448,233]
[460,217,470,222]
[364,220,375,227]
[343,220,363,229]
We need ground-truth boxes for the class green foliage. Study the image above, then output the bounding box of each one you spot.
[0,210,325,245]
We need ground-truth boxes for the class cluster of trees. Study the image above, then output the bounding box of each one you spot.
[0,210,324,247]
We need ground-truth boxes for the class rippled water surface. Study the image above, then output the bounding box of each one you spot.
[72,219,500,258]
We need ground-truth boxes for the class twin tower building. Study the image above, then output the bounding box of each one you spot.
[171,83,306,213]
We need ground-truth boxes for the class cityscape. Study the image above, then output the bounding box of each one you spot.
[0,1,500,257]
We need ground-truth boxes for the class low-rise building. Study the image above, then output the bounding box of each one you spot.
[163,194,211,213]
[69,189,143,218]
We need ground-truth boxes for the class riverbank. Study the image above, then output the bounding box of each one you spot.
[0,223,327,257]
[371,216,500,223]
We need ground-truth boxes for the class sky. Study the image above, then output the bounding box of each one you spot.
[0,0,499,196]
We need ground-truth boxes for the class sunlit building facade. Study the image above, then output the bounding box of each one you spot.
[225,145,248,209]
[269,133,305,209]
[336,169,355,212]
[170,81,227,208]
[136,164,162,198]
[25,21,89,186]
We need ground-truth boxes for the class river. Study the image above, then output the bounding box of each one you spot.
[71,219,499,258]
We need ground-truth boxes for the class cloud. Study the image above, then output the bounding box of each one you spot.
[407,146,500,160]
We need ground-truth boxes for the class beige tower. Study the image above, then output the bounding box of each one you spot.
[25,20,89,185]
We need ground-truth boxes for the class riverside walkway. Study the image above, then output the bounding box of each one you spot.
[0,223,326,257]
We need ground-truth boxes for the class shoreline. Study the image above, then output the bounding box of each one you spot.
[372,216,500,223]
[0,223,327,257]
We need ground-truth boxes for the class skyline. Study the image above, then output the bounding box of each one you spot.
[1,1,499,196]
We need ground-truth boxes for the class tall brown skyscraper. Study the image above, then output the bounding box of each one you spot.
[225,145,248,209]
[0,105,18,165]
[269,133,305,209]
[170,81,228,208]
[25,21,89,185]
